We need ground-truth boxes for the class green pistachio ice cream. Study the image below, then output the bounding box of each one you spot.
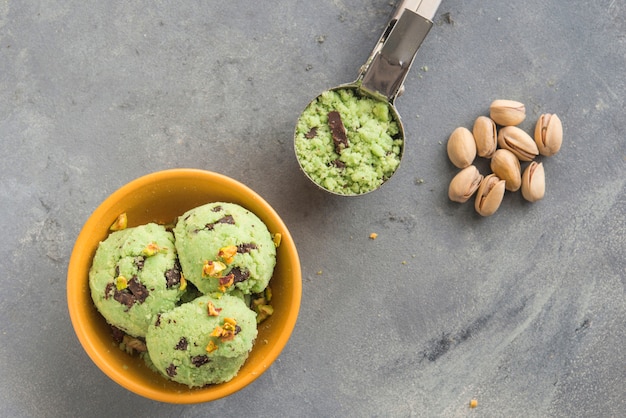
[173,202,276,295]
[89,202,277,387]
[295,87,403,195]
[89,223,185,338]
[145,294,257,387]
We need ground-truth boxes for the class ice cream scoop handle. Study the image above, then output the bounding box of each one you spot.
[359,0,441,102]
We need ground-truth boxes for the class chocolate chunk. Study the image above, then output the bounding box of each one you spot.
[332,159,346,169]
[191,355,211,367]
[216,215,235,225]
[235,325,241,335]
[113,290,136,309]
[328,110,349,153]
[134,256,145,271]
[104,282,115,300]
[155,314,162,327]
[127,276,149,304]
[230,267,250,284]
[113,276,149,308]
[110,325,125,344]
[165,260,182,288]
[211,205,223,212]
[166,363,177,377]
[305,127,318,139]
[204,215,235,231]
[237,243,257,253]
[175,337,188,351]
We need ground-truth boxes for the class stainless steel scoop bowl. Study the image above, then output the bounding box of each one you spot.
[294,0,442,196]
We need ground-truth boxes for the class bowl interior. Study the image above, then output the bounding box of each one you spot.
[67,169,301,403]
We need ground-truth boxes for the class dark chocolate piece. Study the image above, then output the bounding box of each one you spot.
[230,267,250,284]
[113,290,136,309]
[127,276,149,304]
[134,256,145,271]
[216,214,235,225]
[204,215,235,231]
[237,243,257,253]
[191,355,211,367]
[164,260,182,288]
[110,325,125,344]
[175,337,188,351]
[113,276,149,308]
[332,159,346,169]
[305,127,318,139]
[166,364,177,377]
[104,282,115,300]
[328,110,349,153]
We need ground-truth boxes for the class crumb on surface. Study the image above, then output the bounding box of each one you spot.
[369,232,378,240]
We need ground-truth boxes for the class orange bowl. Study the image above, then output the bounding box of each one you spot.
[67,169,301,403]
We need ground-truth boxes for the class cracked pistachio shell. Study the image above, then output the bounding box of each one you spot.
[497,126,539,162]
[490,149,521,192]
[489,99,526,126]
[449,165,483,203]
[534,113,563,156]
[474,174,506,216]
[472,116,497,158]
[447,127,477,168]
[521,161,545,202]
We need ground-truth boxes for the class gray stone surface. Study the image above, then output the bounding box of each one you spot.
[1,0,624,416]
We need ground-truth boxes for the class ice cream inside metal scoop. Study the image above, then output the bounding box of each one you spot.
[294,0,441,196]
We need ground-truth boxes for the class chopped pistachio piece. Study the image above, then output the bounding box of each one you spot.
[218,245,237,264]
[109,213,128,231]
[256,304,274,323]
[210,325,224,337]
[115,275,128,290]
[205,340,218,353]
[142,242,165,257]
[272,233,282,248]
[202,260,226,278]
[207,301,222,316]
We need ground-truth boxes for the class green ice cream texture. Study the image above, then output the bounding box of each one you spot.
[89,223,184,338]
[88,202,277,387]
[146,294,258,387]
[173,202,276,295]
[295,87,403,195]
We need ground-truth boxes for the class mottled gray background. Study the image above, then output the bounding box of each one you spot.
[1,0,624,417]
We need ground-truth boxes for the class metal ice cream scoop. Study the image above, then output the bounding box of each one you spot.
[294,0,442,196]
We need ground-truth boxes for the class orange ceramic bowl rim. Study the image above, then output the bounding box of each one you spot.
[67,169,302,403]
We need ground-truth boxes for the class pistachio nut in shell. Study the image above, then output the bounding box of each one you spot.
[472,116,497,158]
[521,161,545,202]
[534,113,563,156]
[449,165,483,203]
[447,127,477,168]
[474,174,506,216]
[490,149,521,192]
[489,99,526,126]
[497,125,539,162]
